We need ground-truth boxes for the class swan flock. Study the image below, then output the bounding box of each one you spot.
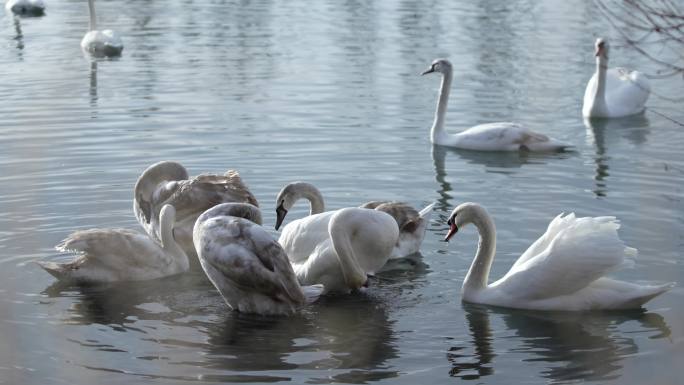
[35,36,671,314]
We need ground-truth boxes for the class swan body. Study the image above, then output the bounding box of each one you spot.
[583,38,650,118]
[445,202,673,311]
[193,203,323,315]
[360,201,434,259]
[287,207,399,294]
[38,205,189,283]
[134,161,259,258]
[422,58,569,152]
[81,0,123,57]
[275,182,429,261]
[5,0,45,16]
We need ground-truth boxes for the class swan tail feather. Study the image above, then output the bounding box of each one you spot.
[301,284,325,304]
[36,261,70,280]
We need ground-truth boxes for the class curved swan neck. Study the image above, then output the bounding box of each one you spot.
[292,183,324,215]
[462,211,496,295]
[87,0,97,31]
[160,213,189,270]
[431,68,453,143]
[329,213,367,289]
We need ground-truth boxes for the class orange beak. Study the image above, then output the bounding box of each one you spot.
[444,222,458,242]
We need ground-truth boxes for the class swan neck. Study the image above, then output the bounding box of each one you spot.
[329,216,366,290]
[301,187,325,215]
[592,56,608,113]
[462,212,496,295]
[88,0,97,31]
[160,216,189,271]
[431,69,452,143]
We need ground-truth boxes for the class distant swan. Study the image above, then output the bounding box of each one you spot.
[444,202,673,310]
[193,203,324,315]
[275,181,432,260]
[422,58,569,152]
[582,38,650,118]
[81,0,123,57]
[134,161,259,258]
[38,205,189,283]
[5,0,45,16]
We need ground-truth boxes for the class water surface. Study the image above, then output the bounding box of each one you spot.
[1,0,682,384]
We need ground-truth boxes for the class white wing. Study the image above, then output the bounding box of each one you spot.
[604,68,650,116]
[494,215,635,300]
[454,123,567,152]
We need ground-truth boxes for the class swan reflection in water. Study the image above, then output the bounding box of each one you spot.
[447,303,670,382]
[43,266,431,383]
[431,145,571,212]
[584,115,650,198]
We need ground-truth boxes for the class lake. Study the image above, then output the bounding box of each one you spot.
[1,0,682,384]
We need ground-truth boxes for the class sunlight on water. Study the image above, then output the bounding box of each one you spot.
[0,0,682,384]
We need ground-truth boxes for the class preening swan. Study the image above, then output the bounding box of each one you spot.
[275,182,432,260]
[444,202,673,310]
[422,58,569,152]
[38,205,189,283]
[193,203,323,315]
[134,161,259,258]
[5,0,45,16]
[81,0,123,57]
[274,183,400,293]
[359,200,434,259]
[583,38,650,118]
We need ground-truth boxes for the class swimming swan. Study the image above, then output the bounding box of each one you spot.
[134,161,259,258]
[582,38,650,118]
[81,0,123,57]
[275,181,432,260]
[5,0,45,16]
[38,204,189,283]
[422,58,569,152]
[444,202,673,310]
[193,203,323,315]
[274,183,400,293]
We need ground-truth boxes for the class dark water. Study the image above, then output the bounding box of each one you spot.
[1,0,682,384]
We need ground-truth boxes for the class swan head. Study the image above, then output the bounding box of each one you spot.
[444,202,488,242]
[134,161,189,223]
[594,38,609,60]
[274,181,321,230]
[198,203,263,226]
[421,58,452,76]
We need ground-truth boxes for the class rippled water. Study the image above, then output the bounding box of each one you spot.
[1,0,683,384]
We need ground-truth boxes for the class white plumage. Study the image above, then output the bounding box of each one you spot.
[422,58,569,152]
[583,38,650,118]
[275,181,432,261]
[193,203,323,316]
[445,202,673,311]
[38,205,189,283]
[81,0,123,57]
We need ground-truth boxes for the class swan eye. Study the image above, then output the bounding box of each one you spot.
[447,218,452,226]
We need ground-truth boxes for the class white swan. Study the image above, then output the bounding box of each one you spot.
[274,183,400,293]
[134,161,259,258]
[421,58,569,152]
[81,0,123,57]
[359,200,434,259]
[38,204,189,283]
[5,0,45,16]
[275,181,432,260]
[193,203,324,315]
[583,38,650,118]
[444,202,674,311]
